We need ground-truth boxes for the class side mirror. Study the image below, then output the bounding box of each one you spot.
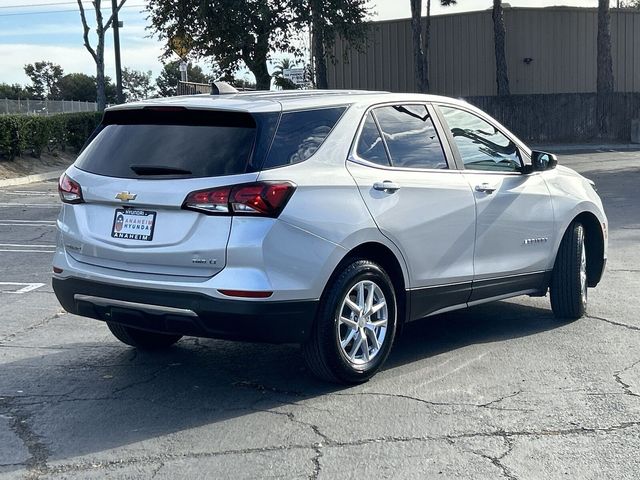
[530,150,558,172]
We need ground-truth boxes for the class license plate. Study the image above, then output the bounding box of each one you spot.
[111,208,156,241]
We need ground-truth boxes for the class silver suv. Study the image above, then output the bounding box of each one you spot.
[53,89,607,384]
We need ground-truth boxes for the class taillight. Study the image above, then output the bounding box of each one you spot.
[183,182,296,217]
[58,173,84,204]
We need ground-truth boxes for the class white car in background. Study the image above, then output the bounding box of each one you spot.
[53,87,607,384]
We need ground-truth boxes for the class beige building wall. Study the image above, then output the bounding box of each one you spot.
[327,7,640,96]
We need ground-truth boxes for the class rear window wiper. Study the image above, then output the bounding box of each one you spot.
[130,165,192,176]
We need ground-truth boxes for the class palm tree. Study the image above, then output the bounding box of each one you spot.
[409,0,456,93]
[597,0,614,93]
[492,0,510,95]
[272,58,299,90]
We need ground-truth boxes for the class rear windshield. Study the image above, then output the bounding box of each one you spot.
[75,109,277,179]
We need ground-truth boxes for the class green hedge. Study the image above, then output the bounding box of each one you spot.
[0,112,103,160]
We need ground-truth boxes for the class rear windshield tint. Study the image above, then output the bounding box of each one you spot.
[262,107,346,169]
[75,109,277,179]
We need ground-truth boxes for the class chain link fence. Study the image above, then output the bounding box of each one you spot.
[1,98,97,116]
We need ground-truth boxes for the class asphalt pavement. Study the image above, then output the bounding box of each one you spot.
[1,150,639,479]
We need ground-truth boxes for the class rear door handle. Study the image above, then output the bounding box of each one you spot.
[373,181,400,193]
[475,183,497,194]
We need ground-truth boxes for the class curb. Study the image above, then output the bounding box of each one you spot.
[533,144,640,153]
[0,169,64,188]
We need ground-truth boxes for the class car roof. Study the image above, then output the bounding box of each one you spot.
[106,90,468,113]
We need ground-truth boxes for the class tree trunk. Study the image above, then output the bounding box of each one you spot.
[492,0,510,96]
[96,59,106,112]
[253,61,272,91]
[243,55,271,91]
[410,0,427,93]
[597,0,614,94]
[312,23,328,89]
[423,0,431,93]
[96,31,107,111]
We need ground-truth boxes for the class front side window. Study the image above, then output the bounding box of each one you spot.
[439,106,522,172]
[373,105,448,170]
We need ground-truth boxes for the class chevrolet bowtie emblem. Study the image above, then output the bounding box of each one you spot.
[115,191,137,202]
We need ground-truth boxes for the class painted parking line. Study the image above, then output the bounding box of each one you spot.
[0,282,45,294]
[6,191,57,197]
[0,220,56,227]
[0,203,59,208]
[0,244,55,253]
[0,244,55,248]
[0,250,55,253]
[0,219,55,223]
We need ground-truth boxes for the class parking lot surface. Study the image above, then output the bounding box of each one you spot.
[1,150,639,479]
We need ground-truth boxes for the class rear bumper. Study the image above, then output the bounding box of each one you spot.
[52,277,317,344]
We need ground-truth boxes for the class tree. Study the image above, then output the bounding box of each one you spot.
[303,0,370,90]
[58,73,97,101]
[156,61,209,97]
[0,83,34,100]
[122,68,154,101]
[23,61,64,99]
[76,0,127,111]
[409,0,456,93]
[147,0,315,91]
[272,58,299,90]
[492,0,510,96]
[597,0,614,94]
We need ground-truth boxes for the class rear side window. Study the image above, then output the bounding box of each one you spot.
[374,105,448,169]
[75,109,278,179]
[262,107,346,169]
[355,112,390,166]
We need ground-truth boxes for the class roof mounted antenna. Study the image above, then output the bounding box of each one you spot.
[210,81,239,95]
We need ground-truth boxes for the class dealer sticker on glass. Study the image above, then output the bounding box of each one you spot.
[111,208,156,241]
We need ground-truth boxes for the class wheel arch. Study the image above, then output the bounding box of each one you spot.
[562,211,605,288]
[324,242,409,328]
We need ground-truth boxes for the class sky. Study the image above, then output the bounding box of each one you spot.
[0,0,604,87]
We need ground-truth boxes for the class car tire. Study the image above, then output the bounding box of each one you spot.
[550,221,588,320]
[302,259,397,384]
[107,322,182,350]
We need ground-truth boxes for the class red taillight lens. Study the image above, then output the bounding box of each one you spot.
[58,173,84,204]
[183,186,231,213]
[183,182,295,217]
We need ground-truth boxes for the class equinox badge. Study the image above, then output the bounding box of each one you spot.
[115,191,137,202]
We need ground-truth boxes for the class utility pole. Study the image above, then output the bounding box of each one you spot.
[112,0,124,103]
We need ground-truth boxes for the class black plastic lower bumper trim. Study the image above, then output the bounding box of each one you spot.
[52,277,317,344]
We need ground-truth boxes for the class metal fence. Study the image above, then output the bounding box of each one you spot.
[1,98,97,116]
[177,81,210,96]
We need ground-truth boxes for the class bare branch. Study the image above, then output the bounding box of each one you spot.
[76,0,98,63]
[105,0,127,30]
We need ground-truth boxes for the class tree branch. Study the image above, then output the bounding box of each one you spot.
[76,0,98,63]
[105,0,127,30]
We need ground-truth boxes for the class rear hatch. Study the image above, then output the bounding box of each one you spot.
[62,106,279,278]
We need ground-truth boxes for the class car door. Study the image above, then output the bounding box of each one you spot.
[346,104,477,319]
[435,104,555,302]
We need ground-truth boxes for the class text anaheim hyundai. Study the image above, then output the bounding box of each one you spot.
[52,87,607,384]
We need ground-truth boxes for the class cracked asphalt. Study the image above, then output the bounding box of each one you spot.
[0,149,639,479]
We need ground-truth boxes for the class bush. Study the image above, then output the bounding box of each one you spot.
[0,111,103,160]
[23,116,51,158]
[0,115,26,161]
[63,112,102,151]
